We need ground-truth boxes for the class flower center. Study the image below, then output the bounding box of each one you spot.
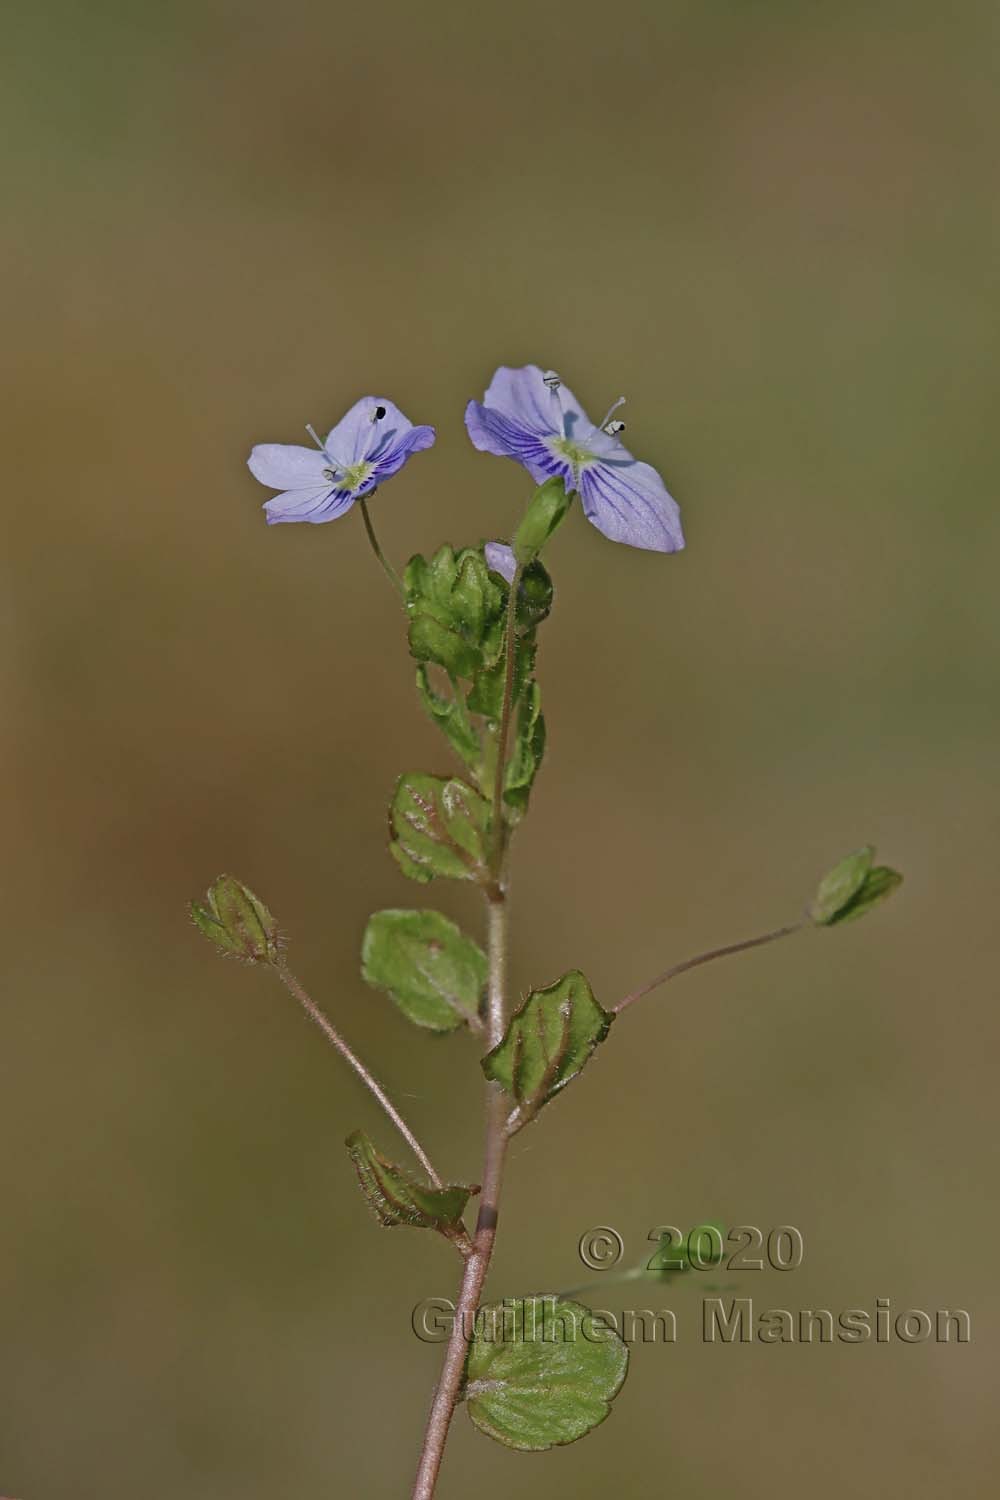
[550,435,595,469]
[325,460,375,491]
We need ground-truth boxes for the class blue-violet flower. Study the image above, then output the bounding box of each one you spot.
[249,398,435,525]
[465,365,683,553]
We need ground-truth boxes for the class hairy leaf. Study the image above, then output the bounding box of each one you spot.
[464,1295,629,1450]
[346,1130,476,1231]
[503,679,546,816]
[190,874,280,963]
[482,970,613,1120]
[389,773,492,884]
[414,666,482,772]
[362,908,487,1032]
[405,546,506,681]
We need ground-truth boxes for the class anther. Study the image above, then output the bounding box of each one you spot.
[373,405,386,420]
[542,370,561,392]
[603,419,626,436]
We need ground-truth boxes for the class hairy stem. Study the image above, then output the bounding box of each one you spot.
[411,894,510,1498]
[272,960,443,1186]
[613,922,805,1015]
[359,494,405,599]
[413,579,523,1495]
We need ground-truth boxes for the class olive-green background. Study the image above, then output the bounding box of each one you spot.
[3,1,996,1495]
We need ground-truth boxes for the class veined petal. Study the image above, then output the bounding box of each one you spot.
[464,400,570,488]
[263,484,355,526]
[481,365,562,435]
[372,424,436,482]
[579,459,685,553]
[325,397,422,466]
[248,444,329,491]
[479,364,594,442]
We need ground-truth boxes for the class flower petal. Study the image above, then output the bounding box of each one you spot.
[248,444,328,491]
[481,365,593,442]
[579,459,685,553]
[479,365,561,435]
[263,485,355,526]
[464,400,569,487]
[325,397,425,466]
[484,541,517,583]
[371,423,436,483]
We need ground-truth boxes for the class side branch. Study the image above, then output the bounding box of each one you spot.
[614,922,805,1015]
[272,960,443,1186]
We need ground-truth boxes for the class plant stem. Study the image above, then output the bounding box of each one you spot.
[489,563,523,877]
[272,959,443,1186]
[613,922,805,1015]
[411,892,510,1499]
[358,494,405,600]
[412,577,523,1496]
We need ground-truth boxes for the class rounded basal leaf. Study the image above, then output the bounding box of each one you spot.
[361,909,487,1032]
[465,1296,629,1451]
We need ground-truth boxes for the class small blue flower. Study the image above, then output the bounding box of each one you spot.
[249,398,435,525]
[465,365,684,553]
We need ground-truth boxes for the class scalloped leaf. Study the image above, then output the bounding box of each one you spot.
[389,773,491,884]
[464,1295,629,1450]
[482,970,613,1122]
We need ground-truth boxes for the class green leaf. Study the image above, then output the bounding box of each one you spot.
[826,865,903,924]
[389,773,492,884]
[810,846,874,924]
[503,679,546,816]
[464,1295,629,1451]
[405,546,506,681]
[346,1129,476,1232]
[414,665,482,772]
[482,970,613,1121]
[361,909,487,1032]
[513,478,572,565]
[810,846,903,925]
[466,634,537,721]
[190,874,280,963]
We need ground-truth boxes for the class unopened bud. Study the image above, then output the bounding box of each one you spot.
[190,874,281,962]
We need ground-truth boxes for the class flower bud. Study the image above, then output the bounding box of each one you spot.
[190,874,281,962]
[809,846,903,926]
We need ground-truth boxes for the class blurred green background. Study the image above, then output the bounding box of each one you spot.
[2,0,997,1495]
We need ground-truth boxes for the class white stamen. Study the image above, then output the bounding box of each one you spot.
[594,396,627,433]
[542,369,561,391]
